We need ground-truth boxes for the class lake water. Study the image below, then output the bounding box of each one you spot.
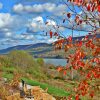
[43,58,67,66]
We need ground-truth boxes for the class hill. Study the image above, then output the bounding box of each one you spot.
[0,43,52,54]
[0,34,100,58]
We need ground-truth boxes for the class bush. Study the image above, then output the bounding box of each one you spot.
[0,55,11,67]
[37,58,44,66]
[0,50,47,80]
[8,50,36,68]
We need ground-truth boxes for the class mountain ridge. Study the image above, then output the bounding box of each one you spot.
[0,34,100,55]
[0,43,51,54]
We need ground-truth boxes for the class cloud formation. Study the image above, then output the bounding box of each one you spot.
[13,3,66,16]
[20,0,67,4]
[0,13,27,38]
[27,16,65,34]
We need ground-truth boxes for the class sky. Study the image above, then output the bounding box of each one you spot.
[0,0,89,50]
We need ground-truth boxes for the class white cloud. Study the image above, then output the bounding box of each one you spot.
[0,2,67,49]
[13,4,24,13]
[27,16,65,34]
[28,16,45,32]
[27,16,59,33]
[0,2,3,9]
[0,13,59,49]
[0,13,13,28]
[46,19,56,26]
[0,13,27,38]
[0,13,25,30]
[13,3,66,16]
[5,32,12,37]
[15,34,35,40]
[43,3,56,12]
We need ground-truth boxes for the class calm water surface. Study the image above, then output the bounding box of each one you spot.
[43,58,67,66]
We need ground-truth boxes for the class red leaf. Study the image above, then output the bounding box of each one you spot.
[63,70,67,75]
[86,72,91,79]
[77,61,85,67]
[78,41,82,47]
[85,35,89,39]
[75,16,80,24]
[74,0,79,5]
[87,4,91,11]
[67,13,71,18]
[94,58,100,64]
[50,31,53,38]
[79,20,82,24]
[90,91,94,98]
[57,67,62,72]
[98,5,100,12]
[79,0,83,3]
[73,66,78,70]
[90,44,95,49]
[68,36,72,41]
[81,91,86,96]
[54,32,58,36]
[75,94,79,100]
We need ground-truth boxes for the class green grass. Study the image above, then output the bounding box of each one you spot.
[22,78,70,97]
[2,66,15,73]
[3,73,13,79]
[2,72,70,97]
[1,65,70,97]
[2,67,15,80]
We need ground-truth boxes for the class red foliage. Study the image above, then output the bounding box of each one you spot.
[50,31,53,38]
[67,13,71,18]
[75,94,79,100]
[54,32,58,36]
[63,70,67,75]
[54,34,100,98]
[46,0,100,99]
[75,16,80,25]
[87,4,91,11]
[67,36,72,42]
[98,5,100,12]
[89,91,94,98]
[57,67,63,72]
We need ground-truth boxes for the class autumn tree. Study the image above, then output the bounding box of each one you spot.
[44,0,100,99]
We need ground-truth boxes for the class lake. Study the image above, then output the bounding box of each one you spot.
[43,58,67,66]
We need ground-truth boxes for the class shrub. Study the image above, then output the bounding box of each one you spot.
[37,58,44,66]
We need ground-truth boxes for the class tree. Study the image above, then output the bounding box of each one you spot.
[8,50,35,68]
[44,0,100,99]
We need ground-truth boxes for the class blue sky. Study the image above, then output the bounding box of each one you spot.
[0,0,89,50]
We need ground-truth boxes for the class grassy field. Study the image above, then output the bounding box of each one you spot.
[1,65,70,97]
[22,78,70,97]
[1,51,99,100]
[2,73,70,97]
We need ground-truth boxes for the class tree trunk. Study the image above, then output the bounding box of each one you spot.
[71,67,74,80]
